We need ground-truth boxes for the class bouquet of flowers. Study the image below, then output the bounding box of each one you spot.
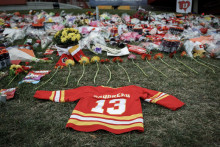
[53,28,81,48]
[132,10,148,21]
[86,11,93,17]
[7,64,31,87]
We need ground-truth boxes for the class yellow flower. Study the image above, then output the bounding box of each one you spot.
[71,36,76,41]
[79,56,90,65]
[15,65,22,69]
[10,64,22,70]
[54,31,60,37]
[68,33,75,38]
[70,28,74,31]
[65,59,75,66]
[91,56,100,63]
[62,30,67,36]
[61,37,67,43]
[74,29,79,33]
[90,13,93,16]
[10,65,16,70]
[76,34,80,41]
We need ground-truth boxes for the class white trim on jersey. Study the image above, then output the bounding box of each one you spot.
[70,114,143,125]
[155,93,166,100]
[54,91,61,102]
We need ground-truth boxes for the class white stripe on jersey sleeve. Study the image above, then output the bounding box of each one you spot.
[54,91,61,102]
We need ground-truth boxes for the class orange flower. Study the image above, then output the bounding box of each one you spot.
[112,57,123,63]
[141,53,151,61]
[181,51,187,57]
[154,53,164,60]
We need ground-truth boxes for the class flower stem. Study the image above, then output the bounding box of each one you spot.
[193,58,215,73]
[175,56,198,74]
[147,60,168,78]
[117,62,130,83]
[104,64,111,85]
[160,58,187,76]
[64,65,71,86]
[197,58,220,69]
[77,63,85,86]
[35,66,60,90]
[132,59,148,77]
[6,74,18,88]
[94,62,99,84]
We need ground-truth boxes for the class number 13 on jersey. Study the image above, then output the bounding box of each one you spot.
[91,99,126,115]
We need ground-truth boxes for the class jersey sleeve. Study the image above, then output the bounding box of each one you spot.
[135,86,185,111]
[34,86,92,102]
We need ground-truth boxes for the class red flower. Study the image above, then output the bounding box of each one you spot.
[169,51,177,58]
[141,54,151,61]
[25,62,29,65]
[112,57,123,63]
[100,59,110,64]
[100,59,105,63]
[22,66,30,71]
[180,51,187,57]
[105,59,109,62]
[154,53,164,60]
[15,68,23,75]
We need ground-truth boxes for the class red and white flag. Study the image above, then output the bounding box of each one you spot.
[176,0,192,13]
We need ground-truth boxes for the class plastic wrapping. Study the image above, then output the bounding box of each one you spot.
[40,36,52,49]
[131,18,140,24]
[100,13,111,21]
[140,42,159,50]
[65,15,76,27]
[118,24,128,35]
[26,27,46,39]
[159,33,181,53]
[120,32,141,42]
[121,13,130,23]
[184,40,195,58]
[94,43,120,54]
[111,14,121,23]
[4,28,26,43]
[79,31,106,50]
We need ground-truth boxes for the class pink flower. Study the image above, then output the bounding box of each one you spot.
[128,54,137,60]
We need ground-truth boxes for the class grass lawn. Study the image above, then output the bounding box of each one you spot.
[0,9,220,146]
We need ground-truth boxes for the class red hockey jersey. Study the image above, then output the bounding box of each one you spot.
[34,85,185,134]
